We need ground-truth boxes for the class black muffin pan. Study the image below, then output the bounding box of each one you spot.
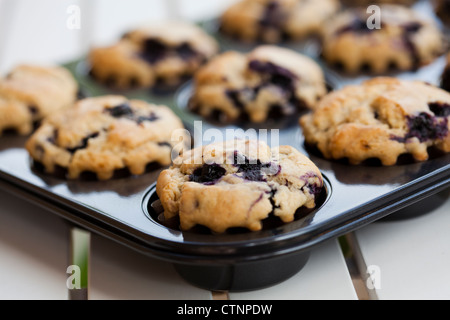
[1,0,449,292]
[1,60,449,291]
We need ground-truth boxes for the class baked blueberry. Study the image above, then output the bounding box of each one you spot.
[404,113,448,142]
[190,164,227,184]
[335,18,378,35]
[429,102,450,118]
[66,132,100,154]
[106,103,134,117]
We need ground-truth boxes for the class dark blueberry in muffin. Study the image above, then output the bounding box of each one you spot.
[175,43,198,61]
[105,104,159,124]
[136,113,159,124]
[268,188,280,212]
[336,18,375,35]
[141,39,200,65]
[267,104,286,119]
[46,129,59,145]
[141,39,167,64]
[233,152,280,182]
[402,22,422,34]
[225,89,247,110]
[303,182,323,197]
[190,164,227,184]
[405,113,448,142]
[246,60,301,118]
[259,1,284,29]
[106,103,134,118]
[66,132,100,154]
[429,102,450,118]
[237,159,269,181]
[248,60,298,91]
[299,172,323,196]
[224,61,302,121]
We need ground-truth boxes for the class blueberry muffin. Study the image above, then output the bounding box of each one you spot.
[0,65,78,136]
[188,45,328,123]
[434,0,450,25]
[88,22,219,90]
[220,0,340,43]
[300,77,450,166]
[321,5,444,74]
[26,96,189,180]
[156,139,323,233]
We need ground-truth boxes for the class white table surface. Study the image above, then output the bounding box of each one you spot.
[0,190,69,300]
[351,190,450,300]
[0,0,448,300]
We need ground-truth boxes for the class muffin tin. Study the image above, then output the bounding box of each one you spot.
[0,0,449,292]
